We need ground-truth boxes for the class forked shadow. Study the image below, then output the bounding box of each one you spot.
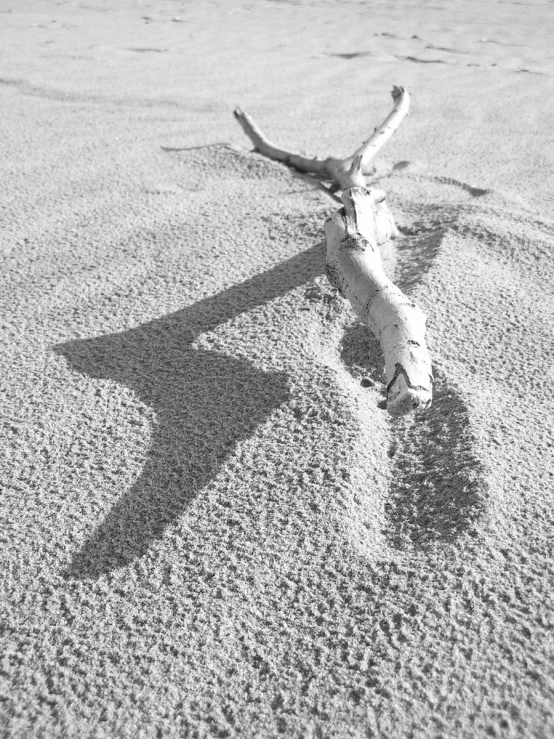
[55,241,325,578]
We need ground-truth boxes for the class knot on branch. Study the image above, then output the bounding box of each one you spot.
[340,235,370,252]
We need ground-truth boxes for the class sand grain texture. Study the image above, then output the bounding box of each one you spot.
[1,1,554,737]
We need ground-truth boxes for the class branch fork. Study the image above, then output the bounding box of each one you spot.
[234,85,410,192]
[234,86,433,415]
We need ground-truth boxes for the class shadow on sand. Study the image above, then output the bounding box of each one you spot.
[55,242,325,579]
[56,176,485,574]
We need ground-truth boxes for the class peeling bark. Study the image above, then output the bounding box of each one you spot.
[325,188,433,415]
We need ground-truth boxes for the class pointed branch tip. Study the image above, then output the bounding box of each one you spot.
[391,85,405,101]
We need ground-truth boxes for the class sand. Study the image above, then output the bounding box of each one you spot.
[1,0,554,737]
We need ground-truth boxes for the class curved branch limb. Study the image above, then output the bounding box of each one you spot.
[233,107,327,176]
[325,187,432,416]
[350,86,410,176]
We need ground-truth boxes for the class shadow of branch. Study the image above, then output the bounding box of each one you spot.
[55,241,325,578]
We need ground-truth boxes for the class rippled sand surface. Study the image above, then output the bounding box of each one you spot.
[2,1,553,736]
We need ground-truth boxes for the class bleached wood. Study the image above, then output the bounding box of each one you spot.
[233,107,327,176]
[351,85,410,177]
[234,87,410,191]
[234,87,432,415]
[325,188,433,415]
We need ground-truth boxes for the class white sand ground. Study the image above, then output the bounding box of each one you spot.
[1,0,554,737]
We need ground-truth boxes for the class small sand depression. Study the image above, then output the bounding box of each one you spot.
[2,1,554,737]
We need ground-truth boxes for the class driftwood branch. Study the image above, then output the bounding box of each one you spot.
[233,86,410,191]
[234,87,433,415]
